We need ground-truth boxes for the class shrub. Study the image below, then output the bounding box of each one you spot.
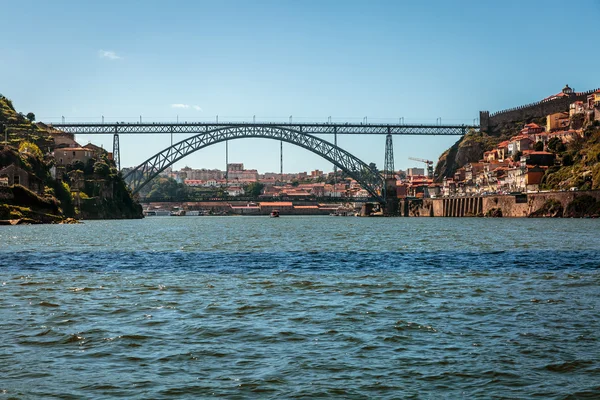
[562,153,574,166]
[93,161,110,177]
[565,195,600,217]
[67,160,85,173]
[18,141,43,159]
[529,199,563,217]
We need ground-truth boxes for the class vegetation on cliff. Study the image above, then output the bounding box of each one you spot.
[0,94,142,222]
[564,195,600,217]
[539,124,600,190]
[529,199,563,218]
[435,129,505,180]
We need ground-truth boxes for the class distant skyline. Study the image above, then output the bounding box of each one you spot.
[2,0,598,173]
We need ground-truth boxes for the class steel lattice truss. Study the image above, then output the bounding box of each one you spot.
[51,122,473,136]
[384,134,395,180]
[122,126,386,202]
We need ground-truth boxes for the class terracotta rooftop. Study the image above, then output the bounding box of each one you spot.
[56,147,91,152]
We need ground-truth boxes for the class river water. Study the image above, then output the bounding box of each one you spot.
[1,217,599,399]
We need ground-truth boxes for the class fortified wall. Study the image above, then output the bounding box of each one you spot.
[479,87,599,131]
[401,190,600,218]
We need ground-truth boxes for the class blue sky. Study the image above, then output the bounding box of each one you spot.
[1,0,598,173]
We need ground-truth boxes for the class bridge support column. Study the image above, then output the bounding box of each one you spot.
[384,132,394,179]
[384,176,398,216]
[113,132,120,171]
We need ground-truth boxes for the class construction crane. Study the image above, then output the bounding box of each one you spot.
[408,157,434,179]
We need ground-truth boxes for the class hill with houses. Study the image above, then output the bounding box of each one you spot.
[0,93,142,223]
[434,85,600,196]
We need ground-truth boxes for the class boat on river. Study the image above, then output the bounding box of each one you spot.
[270,209,280,218]
[144,209,170,216]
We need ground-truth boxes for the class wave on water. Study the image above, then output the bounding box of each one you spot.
[2,249,600,273]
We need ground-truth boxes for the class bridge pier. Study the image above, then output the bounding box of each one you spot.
[384,177,398,216]
[113,131,120,171]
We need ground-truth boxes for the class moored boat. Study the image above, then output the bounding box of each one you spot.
[270,209,280,218]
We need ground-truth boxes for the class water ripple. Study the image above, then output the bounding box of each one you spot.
[1,218,599,398]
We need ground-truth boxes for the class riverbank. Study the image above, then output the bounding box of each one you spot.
[141,200,356,216]
[401,189,600,217]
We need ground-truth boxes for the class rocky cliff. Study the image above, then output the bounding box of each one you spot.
[435,130,501,180]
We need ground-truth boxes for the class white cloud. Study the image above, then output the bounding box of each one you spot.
[98,50,121,60]
[171,104,202,111]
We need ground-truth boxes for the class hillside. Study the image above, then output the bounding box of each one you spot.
[434,86,600,193]
[0,93,142,223]
[540,124,600,190]
[434,116,547,181]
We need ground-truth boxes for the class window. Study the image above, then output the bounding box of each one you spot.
[14,175,20,185]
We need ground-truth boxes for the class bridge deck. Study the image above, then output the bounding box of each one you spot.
[50,122,476,136]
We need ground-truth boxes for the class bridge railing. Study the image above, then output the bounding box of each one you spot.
[48,121,477,136]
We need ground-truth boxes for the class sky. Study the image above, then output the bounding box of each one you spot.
[1,0,599,173]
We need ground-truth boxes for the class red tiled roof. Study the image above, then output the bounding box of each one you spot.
[57,147,90,152]
[543,92,568,101]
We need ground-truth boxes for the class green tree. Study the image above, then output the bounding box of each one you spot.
[26,112,36,122]
[145,177,187,200]
[84,158,96,175]
[67,159,85,173]
[562,153,574,166]
[93,161,111,177]
[245,182,264,197]
[533,141,544,151]
[512,151,522,162]
[547,137,566,153]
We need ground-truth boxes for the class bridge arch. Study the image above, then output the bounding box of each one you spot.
[123,125,385,202]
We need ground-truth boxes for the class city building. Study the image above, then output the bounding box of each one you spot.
[54,147,94,166]
[0,164,43,194]
[406,167,425,176]
[546,112,570,132]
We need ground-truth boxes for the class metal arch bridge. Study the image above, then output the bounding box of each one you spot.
[50,121,476,204]
[131,126,383,201]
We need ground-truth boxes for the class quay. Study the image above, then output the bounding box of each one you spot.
[401,190,600,217]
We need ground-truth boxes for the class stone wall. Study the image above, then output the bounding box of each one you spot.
[479,88,599,131]
[404,190,600,217]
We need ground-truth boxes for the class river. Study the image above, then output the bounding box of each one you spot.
[1,216,599,399]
